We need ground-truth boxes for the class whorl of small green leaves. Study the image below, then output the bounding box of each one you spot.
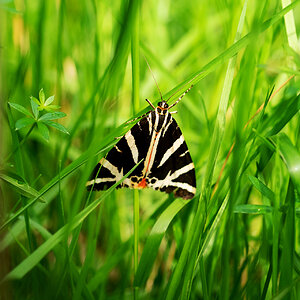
[8,88,69,141]
[30,88,60,111]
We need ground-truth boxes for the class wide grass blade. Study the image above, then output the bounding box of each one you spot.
[272,133,300,195]
[134,198,191,287]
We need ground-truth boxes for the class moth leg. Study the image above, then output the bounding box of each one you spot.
[145,98,156,109]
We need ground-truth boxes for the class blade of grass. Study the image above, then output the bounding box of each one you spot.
[278,179,295,298]
[247,175,275,203]
[271,133,300,195]
[0,122,129,231]
[264,94,300,137]
[0,173,46,203]
[166,1,248,299]
[130,1,140,299]
[7,105,33,253]
[134,198,192,287]
[2,161,142,282]
[61,0,138,165]
[272,136,281,295]
[282,0,299,53]
[160,0,300,106]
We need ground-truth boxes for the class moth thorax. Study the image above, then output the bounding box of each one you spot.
[156,101,169,115]
[157,101,169,109]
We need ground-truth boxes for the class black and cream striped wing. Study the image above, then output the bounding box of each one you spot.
[147,116,196,199]
[86,116,151,191]
[86,112,196,199]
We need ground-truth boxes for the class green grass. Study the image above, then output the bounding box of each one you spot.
[1,0,300,299]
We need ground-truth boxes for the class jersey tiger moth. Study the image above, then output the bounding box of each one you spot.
[86,87,196,199]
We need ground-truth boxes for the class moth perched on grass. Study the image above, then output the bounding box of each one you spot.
[87,87,196,199]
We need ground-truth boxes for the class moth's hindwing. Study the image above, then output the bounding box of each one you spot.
[87,109,196,199]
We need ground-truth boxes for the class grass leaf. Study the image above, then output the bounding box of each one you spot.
[248,175,275,202]
[134,198,190,287]
[272,133,300,195]
[2,161,142,281]
[234,204,273,214]
[0,173,46,203]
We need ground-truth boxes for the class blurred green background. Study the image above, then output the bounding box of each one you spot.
[1,0,300,299]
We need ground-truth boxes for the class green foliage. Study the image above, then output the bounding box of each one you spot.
[1,0,300,299]
[8,89,68,141]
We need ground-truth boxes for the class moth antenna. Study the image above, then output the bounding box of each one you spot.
[166,71,202,104]
[168,85,193,109]
[143,55,164,102]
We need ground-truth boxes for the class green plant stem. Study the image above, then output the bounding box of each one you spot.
[131,0,140,298]
[7,106,34,254]
[4,123,36,163]
[272,136,280,295]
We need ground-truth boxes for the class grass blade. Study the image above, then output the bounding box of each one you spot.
[134,198,191,287]
[2,162,141,281]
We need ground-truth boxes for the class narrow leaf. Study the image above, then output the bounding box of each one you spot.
[44,104,60,111]
[0,173,46,203]
[234,204,273,214]
[44,95,55,106]
[30,96,40,106]
[15,118,35,130]
[8,102,32,117]
[37,122,49,141]
[31,100,39,119]
[264,95,300,137]
[2,162,142,281]
[248,175,275,202]
[272,133,300,195]
[39,112,66,121]
[134,198,190,287]
[39,88,45,105]
[43,120,69,134]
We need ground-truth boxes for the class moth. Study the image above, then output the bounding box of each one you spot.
[86,87,196,199]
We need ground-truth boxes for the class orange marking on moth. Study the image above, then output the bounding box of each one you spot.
[138,132,159,189]
[138,178,147,188]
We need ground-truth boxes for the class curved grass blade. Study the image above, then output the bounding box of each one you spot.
[2,161,142,282]
[61,0,138,165]
[161,0,300,105]
[0,128,121,231]
[248,175,275,202]
[0,173,46,203]
[264,94,300,137]
[271,133,300,195]
[166,1,248,297]
[134,198,191,287]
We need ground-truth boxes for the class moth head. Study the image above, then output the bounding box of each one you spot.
[156,101,169,115]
